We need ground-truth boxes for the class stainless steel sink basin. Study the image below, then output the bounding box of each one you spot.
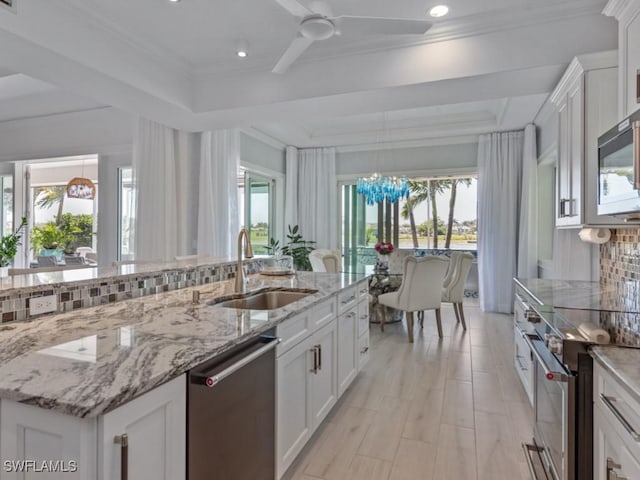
[210,288,318,310]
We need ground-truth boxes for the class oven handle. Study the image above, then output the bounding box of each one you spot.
[520,331,569,382]
[601,394,640,442]
[634,121,640,190]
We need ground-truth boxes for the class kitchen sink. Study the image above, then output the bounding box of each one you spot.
[210,288,318,310]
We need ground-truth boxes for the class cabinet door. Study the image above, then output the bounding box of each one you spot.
[310,320,338,429]
[568,78,584,225]
[594,406,640,480]
[557,97,572,226]
[337,306,358,396]
[276,337,313,478]
[0,400,97,480]
[98,375,186,480]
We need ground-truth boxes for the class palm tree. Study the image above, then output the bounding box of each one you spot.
[444,178,472,248]
[405,180,446,248]
[400,198,419,248]
[35,186,66,225]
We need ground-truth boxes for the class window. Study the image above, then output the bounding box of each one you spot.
[238,169,275,254]
[0,175,13,237]
[341,176,477,272]
[118,167,135,261]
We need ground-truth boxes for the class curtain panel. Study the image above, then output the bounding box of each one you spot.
[197,130,240,258]
[285,147,338,249]
[132,118,179,261]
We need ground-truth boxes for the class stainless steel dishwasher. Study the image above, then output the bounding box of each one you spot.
[188,330,279,480]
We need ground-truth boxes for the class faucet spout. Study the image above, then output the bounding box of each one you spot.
[235,228,254,293]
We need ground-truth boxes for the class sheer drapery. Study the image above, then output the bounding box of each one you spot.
[284,146,298,235]
[197,130,240,258]
[132,118,178,261]
[293,147,338,249]
[518,124,538,279]
[478,130,524,313]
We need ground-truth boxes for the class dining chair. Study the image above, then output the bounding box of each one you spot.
[387,249,414,274]
[36,255,57,267]
[309,249,341,273]
[64,255,85,265]
[440,252,474,330]
[377,255,449,342]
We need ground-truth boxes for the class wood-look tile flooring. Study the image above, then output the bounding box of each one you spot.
[283,300,534,480]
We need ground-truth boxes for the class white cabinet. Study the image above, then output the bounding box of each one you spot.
[98,374,186,480]
[594,360,640,479]
[604,0,640,118]
[0,374,186,480]
[357,286,370,369]
[276,318,337,478]
[550,51,623,227]
[0,401,97,480]
[337,305,358,396]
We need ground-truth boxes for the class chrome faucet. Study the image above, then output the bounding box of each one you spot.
[235,228,254,293]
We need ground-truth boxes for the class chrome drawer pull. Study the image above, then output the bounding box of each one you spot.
[341,295,355,304]
[601,394,640,442]
[607,457,628,480]
[114,434,128,480]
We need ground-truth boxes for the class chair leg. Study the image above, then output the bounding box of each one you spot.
[453,303,461,323]
[458,303,467,330]
[418,310,424,328]
[378,304,386,332]
[406,311,414,343]
[435,308,443,338]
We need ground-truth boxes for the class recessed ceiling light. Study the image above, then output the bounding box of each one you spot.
[429,5,449,17]
[168,0,181,3]
[236,40,249,58]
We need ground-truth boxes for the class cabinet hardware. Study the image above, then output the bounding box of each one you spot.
[114,434,128,480]
[346,312,356,318]
[607,457,628,480]
[341,295,355,304]
[318,345,322,371]
[360,346,369,354]
[310,346,319,374]
[601,394,640,441]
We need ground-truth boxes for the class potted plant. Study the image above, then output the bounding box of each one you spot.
[31,222,67,260]
[374,241,394,272]
[267,225,316,271]
[0,217,27,267]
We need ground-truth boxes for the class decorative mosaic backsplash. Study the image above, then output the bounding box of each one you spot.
[600,228,640,344]
[0,260,260,324]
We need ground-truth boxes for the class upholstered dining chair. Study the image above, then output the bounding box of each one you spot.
[63,255,85,265]
[309,249,341,273]
[387,249,414,274]
[377,255,449,342]
[440,252,474,330]
[36,255,57,267]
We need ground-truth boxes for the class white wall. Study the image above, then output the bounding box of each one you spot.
[239,133,285,174]
[336,142,478,177]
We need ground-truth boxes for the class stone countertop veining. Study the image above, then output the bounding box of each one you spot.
[590,345,640,404]
[514,278,640,314]
[0,271,367,418]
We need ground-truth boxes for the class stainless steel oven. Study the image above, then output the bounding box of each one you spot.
[519,310,593,480]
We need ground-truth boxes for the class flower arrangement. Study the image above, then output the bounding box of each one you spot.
[374,241,394,255]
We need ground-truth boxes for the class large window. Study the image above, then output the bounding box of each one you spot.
[238,169,275,254]
[342,176,477,272]
[118,167,135,261]
[0,175,12,237]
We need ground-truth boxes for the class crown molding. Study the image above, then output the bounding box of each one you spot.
[194,0,608,78]
[335,135,479,153]
[241,127,286,151]
[549,50,617,105]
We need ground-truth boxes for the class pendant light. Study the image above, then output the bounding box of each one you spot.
[66,159,96,200]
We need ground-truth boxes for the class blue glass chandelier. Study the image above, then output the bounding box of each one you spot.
[357,173,410,205]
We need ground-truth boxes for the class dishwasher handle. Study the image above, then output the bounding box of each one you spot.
[192,335,280,388]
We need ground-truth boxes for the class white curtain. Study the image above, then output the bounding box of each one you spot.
[296,147,338,249]
[478,130,524,313]
[197,130,240,258]
[133,118,178,261]
[284,146,298,233]
[518,124,538,278]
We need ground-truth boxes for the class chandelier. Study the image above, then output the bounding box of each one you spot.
[356,174,409,205]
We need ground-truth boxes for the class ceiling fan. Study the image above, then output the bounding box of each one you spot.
[272,0,432,74]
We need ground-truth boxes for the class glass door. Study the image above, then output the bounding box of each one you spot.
[244,172,273,254]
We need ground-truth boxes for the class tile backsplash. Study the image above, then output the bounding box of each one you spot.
[0,260,260,323]
[600,228,640,344]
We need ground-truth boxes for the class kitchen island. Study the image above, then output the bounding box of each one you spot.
[0,270,369,480]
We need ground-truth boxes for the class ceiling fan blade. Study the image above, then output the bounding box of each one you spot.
[272,35,315,74]
[273,0,312,17]
[334,16,432,36]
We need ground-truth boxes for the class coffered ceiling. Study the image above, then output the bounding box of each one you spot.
[0,0,619,147]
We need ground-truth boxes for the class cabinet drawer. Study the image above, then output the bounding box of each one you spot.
[357,282,369,303]
[338,287,357,314]
[358,333,370,369]
[310,297,337,330]
[358,301,369,337]
[277,312,310,357]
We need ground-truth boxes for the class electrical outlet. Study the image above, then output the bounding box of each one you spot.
[30,295,58,316]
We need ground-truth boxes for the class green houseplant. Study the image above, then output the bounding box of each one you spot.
[0,217,28,267]
[267,225,316,271]
[31,222,68,259]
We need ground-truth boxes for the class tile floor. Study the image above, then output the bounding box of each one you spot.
[283,300,534,480]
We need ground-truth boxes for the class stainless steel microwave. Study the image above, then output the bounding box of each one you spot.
[598,110,640,216]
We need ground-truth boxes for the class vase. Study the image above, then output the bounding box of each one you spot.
[375,254,389,273]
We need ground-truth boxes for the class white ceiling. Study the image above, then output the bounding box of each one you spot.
[0,0,618,148]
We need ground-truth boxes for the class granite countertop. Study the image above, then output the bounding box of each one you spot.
[514,278,640,314]
[0,272,366,418]
[591,345,640,404]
